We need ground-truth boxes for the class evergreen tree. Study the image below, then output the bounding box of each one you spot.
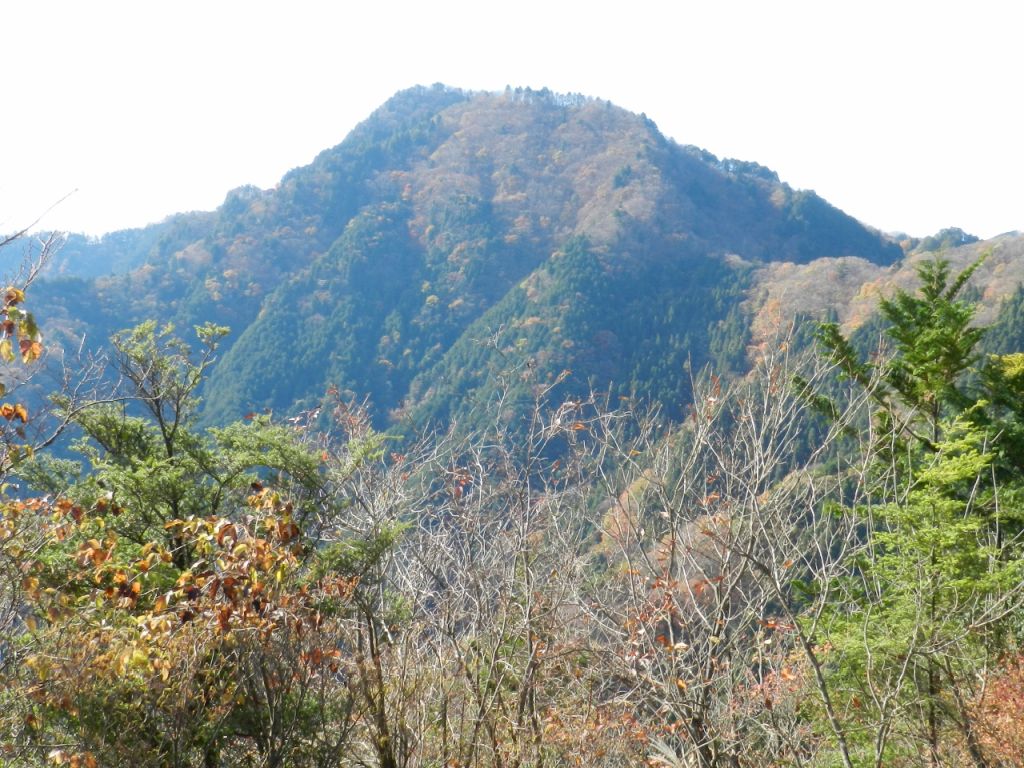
[808,256,1024,766]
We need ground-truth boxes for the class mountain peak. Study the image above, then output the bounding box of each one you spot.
[38,85,907,430]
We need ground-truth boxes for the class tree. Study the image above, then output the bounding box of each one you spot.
[0,228,62,477]
[806,255,1024,767]
[1,323,404,767]
[590,339,877,768]
[816,255,985,457]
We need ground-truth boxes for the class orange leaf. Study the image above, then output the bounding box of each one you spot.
[277,520,300,543]
[216,523,237,546]
[19,339,43,363]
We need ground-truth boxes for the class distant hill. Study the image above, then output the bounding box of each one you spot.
[40,213,215,279]
[745,231,1024,352]
[38,84,1008,433]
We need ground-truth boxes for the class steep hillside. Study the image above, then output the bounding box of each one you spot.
[35,85,906,429]
[745,231,1024,353]
[40,86,472,340]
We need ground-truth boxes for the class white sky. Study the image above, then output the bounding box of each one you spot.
[2,1,1021,239]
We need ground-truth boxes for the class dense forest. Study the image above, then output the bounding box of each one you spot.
[4,85,1024,766]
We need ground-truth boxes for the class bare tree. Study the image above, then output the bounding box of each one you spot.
[580,335,882,768]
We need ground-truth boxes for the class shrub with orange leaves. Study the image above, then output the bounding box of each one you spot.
[6,484,370,767]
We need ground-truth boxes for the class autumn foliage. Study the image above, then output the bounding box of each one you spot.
[5,237,1024,768]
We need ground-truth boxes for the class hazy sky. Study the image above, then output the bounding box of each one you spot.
[2,1,1020,239]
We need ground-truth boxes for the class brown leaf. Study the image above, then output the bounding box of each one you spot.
[217,605,233,632]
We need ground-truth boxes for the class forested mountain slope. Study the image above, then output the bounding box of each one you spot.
[30,84,937,429]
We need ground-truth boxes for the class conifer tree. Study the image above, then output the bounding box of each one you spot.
[810,255,1024,766]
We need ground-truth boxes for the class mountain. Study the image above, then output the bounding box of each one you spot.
[15,87,1024,768]
[32,85,943,431]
